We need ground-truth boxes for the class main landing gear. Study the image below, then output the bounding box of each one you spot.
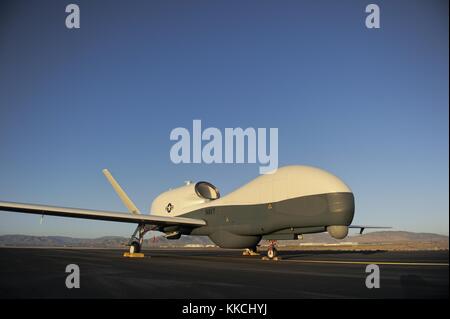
[242,246,260,256]
[123,224,152,258]
[262,240,280,261]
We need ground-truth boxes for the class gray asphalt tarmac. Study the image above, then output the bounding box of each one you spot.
[0,248,447,298]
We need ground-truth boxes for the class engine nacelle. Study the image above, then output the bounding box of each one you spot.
[151,181,220,217]
[327,225,348,239]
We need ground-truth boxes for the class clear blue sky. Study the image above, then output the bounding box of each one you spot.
[0,0,448,237]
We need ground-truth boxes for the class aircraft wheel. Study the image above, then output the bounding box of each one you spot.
[267,247,278,259]
[129,241,141,254]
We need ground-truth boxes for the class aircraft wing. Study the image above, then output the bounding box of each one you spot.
[0,201,206,227]
[349,225,391,234]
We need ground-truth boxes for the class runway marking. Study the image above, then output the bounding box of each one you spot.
[282,259,449,266]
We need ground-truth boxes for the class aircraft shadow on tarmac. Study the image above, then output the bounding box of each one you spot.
[266,250,387,260]
[145,248,388,259]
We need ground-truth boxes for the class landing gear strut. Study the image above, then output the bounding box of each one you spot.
[263,240,280,260]
[124,224,152,257]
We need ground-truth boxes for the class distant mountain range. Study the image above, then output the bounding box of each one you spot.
[301,231,449,244]
[0,234,212,248]
[0,231,447,249]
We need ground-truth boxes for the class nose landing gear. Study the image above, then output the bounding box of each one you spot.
[262,240,281,261]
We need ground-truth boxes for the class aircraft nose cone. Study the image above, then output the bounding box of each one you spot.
[327,192,355,224]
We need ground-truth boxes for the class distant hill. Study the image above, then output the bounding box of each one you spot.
[0,234,213,248]
[300,231,449,244]
[346,231,448,244]
[0,231,447,249]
